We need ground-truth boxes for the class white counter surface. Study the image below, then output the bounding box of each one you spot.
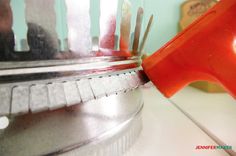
[126,84,233,156]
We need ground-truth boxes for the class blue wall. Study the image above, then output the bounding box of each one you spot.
[143,0,184,54]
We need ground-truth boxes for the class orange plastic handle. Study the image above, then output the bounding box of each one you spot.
[142,0,236,98]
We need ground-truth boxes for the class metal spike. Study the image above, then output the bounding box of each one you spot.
[114,0,123,50]
[129,32,134,50]
[119,0,132,51]
[65,0,92,56]
[25,0,59,51]
[132,7,144,55]
[99,0,118,50]
[139,15,153,54]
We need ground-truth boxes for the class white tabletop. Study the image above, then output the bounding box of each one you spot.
[126,84,230,156]
[171,86,236,155]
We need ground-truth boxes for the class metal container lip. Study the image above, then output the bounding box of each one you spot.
[49,102,144,156]
[0,55,140,71]
[0,58,139,75]
[0,55,141,83]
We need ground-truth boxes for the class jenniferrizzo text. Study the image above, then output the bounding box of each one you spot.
[195,145,232,150]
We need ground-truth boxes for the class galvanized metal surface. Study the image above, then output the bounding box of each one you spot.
[0,0,151,117]
[0,58,140,77]
[0,89,143,156]
[0,69,148,116]
[66,0,92,56]
[99,0,118,50]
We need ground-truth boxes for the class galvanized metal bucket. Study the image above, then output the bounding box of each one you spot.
[0,0,151,155]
